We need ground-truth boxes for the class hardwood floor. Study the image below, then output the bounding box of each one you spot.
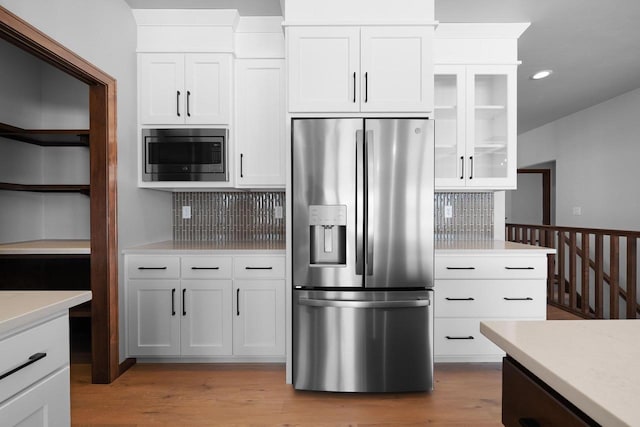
[70,306,580,426]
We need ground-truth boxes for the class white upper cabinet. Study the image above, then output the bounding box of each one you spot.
[434,64,516,190]
[288,26,433,113]
[139,53,231,125]
[235,59,286,187]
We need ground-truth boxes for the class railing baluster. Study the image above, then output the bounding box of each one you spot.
[569,231,577,311]
[610,235,620,319]
[547,253,555,306]
[595,234,604,318]
[626,237,637,319]
[558,231,566,309]
[581,232,590,316]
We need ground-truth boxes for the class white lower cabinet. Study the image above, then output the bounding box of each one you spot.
[435,253,548,362]
[126,253,285,360]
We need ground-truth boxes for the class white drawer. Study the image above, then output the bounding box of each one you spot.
[234,256,285,278]
[434,318,503,357]
[181,256,233,279]
[0,315,68,403]
[435,255,547,279]
[435,280,547,318]
[127,255,180,279]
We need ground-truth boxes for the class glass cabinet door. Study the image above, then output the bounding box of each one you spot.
[434,65,466,188]
[466,65,516,188]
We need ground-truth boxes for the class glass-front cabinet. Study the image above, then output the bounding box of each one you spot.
[434,64,516,190]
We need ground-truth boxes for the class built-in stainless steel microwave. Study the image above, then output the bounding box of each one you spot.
[142,128,228,182]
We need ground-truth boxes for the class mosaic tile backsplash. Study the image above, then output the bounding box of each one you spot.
[173,192,285,241]
[435,192,494,241]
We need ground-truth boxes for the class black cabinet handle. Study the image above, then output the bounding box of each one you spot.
[182,289,186,316]
[364,72,368,103]
[469,156,474,179]
[518,418,540,427]
[245,266,273,270]
[171,288,176,316]
[186,90,191,117]
[446,267,475,270]
[138,266,167,270]
[176,90,181,117]
[445,336,474,340]
[240,153,244,178]
[504,297,534,301]
[236,289,240,316]
[191,267,220,270]
[505,267,535,270]
[445,297,475,301]
[353,72,356,103]
[0,352,47,381]
[460,156,464,179]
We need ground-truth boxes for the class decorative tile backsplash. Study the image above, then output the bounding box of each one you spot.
[173,192,285,241]
[435,192,494,241]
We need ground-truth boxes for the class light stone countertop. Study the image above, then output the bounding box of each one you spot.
[436,240,555,255]
[123,240,285,254]
[0,290,92,337]
[481,319,640,427]
[0,239,90,255]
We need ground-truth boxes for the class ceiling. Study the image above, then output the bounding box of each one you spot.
[125,0,640,133]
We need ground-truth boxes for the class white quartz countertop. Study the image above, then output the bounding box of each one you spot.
[123,240,285,254]
[0,290,92,336]
[0,239,90,255]
[481,320,640,427]
[436,240,555,255]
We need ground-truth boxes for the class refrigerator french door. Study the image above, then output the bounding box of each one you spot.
[292,118,434,392]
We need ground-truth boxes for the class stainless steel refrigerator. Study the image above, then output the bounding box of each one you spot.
[292,118,434,392]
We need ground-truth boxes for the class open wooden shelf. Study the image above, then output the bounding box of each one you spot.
[0,122,89,147]
[0,182,90,196]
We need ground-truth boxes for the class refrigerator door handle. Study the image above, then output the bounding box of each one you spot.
[365,130,374,276]
[298,297,431,309]
[356,130,365,275]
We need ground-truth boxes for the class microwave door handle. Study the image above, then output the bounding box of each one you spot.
[365,129,374,276]
[356,130,364,276]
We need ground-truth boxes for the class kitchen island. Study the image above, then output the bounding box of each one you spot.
[481,319,640,427]
[0,290,91,426]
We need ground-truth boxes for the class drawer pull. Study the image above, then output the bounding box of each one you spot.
[445,267,475,270]
[191,267,220,270]
[518,418,540,427]
[445,336,474,340]
[505,266,535,270]
[503,297,534,301]
[138,266,167,270]
[0,352,47,381]
[245,266,273,270]
[445,297,475,301]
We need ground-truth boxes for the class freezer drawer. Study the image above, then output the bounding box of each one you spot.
[293,289,433,392]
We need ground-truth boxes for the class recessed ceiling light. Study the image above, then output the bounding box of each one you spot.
[530,70,553,80]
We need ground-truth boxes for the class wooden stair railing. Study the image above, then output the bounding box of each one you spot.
[506,224,639,319]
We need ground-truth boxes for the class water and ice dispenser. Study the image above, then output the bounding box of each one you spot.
[309,205,347,266]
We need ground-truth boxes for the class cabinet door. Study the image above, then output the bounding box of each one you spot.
[185,54,231,125]
[127,280,180,356]
[288,26,360,112]
[465,65,517,189]
[181,280,232,356]
[139,53,185,125]
[236,59,286,187]
[360,26,433,112]
[434,65,467,188]
[233,280,285,356]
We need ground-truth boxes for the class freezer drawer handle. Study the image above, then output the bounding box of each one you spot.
[0,352,47,381]
[446,267,475,270]
[245,266,273,270]
[191,267,220,270]
[138,266,167,270]
[445,336,474,340]
[505,266,535,270]
[298,298,430,309]
[445,297,475,301]
[503,297,533,301]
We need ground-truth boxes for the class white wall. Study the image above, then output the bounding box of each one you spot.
[0,0,173,362]
[518,87,640,231]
